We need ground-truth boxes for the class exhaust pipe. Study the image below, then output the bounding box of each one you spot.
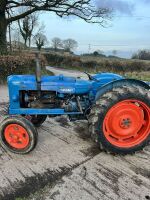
[35,52,41,97]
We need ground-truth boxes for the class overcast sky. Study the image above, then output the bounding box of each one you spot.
[39,0,150,58]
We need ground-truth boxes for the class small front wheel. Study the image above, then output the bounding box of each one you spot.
[0,116,38,154]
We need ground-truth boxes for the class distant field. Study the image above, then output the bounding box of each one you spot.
[52,54,150,81]
[81,56,150,81]
[125,71,150,81]
[81,55,150,63]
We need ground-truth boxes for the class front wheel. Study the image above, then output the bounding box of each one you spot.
[0,116,38,154]
[88,86,150,154]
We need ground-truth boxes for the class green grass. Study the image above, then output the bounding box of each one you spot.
[125,71,150,81]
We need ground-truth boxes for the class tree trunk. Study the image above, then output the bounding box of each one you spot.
[24,39,28,49]
[29,37,31,48]
[0,1,7,55]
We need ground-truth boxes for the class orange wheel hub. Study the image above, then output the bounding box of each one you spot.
[103,100,150,148]
[4,124,30,149]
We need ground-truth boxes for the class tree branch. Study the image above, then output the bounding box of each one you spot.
[6,0,111,26]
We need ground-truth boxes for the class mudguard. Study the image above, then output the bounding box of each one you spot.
[95,79,150,101]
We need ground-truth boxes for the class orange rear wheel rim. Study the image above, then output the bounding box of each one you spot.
[103,100,150,148]
[4,124,30,149]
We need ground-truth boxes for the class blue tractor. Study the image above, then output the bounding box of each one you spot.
[0,57,150,154]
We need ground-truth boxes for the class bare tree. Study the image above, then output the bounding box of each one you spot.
[132,50,150,60]
[34,33,48,51]
[18,14,38,48]
[51,37,62,51]
[18,17,29,47]
[28,14,38,48]
[97,50,104,55]
[112,50,117,56]
[63,39,78,52]
[0,0,111,54]
[93,50,104,56]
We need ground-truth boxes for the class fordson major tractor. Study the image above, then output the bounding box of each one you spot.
[0,54,150,154]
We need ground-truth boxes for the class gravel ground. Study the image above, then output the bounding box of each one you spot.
[46,66,89,79]
[0,85,8,103]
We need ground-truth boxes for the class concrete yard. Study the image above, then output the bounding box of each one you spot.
[0,85,8,103]
[0,68,150,200]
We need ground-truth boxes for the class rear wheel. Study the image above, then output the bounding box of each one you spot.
[88,86,150,154]
[23,115,47,127]
[0,116,38,154]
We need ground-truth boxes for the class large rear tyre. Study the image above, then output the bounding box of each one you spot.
[0,116,38,154]
[88,86,150,154]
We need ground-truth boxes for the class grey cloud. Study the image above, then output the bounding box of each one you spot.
[96,0,134,15]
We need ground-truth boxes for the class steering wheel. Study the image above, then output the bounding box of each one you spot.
[84,72,98,81]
